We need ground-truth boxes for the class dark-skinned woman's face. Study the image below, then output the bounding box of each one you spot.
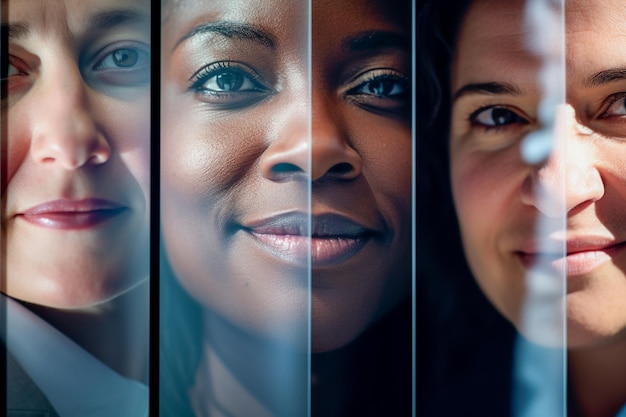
[161,0,412,352]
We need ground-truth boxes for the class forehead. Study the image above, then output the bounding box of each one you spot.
[454,0,626,89]
[4,0,149,40]
[162,0,306,43]
[566,0,626,85]
[453,0,540,90]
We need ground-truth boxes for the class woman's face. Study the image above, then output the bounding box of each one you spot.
[3,0,151,308]
[161,0,411,351]
[451,0,626,348]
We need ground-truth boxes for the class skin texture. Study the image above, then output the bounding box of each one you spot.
[161,0,411,354]
[2,0,151,308]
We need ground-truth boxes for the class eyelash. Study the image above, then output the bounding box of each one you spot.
[468,105,530,131]
[188,61,271,108]
[344,68,410,114]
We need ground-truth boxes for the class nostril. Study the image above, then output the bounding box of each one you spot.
[328,162,353,176]
[271,162,304,174]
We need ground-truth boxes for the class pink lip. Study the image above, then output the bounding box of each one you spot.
[243,212,376,266]
[19,199,128,230]
[517,237,626,276]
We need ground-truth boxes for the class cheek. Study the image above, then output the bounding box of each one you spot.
[104,98,151,200]
[355,118,412,206]
[3,107,34,194]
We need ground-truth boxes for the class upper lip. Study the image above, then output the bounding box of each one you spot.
[242,212,376,238]
[20,198,127,216]
[516,236,625,256]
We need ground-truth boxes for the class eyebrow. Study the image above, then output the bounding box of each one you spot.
[87,9,149,32]
[174,21,276,51]
[342,31,409,52]
[3,22,29,41]
[453,81,521,101]
[584,68,626,88]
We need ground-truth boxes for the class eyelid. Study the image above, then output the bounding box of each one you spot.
[188,61,265,89]
[598,92,626,119]
[341,67,408,95]
[468,104,531,127]
[89,40,150,71]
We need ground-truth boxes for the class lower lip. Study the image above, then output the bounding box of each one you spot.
[249,232,369,266]
[20,209,127,230]
[519,242,626,276]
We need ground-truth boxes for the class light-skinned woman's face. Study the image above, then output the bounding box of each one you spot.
[3,0,151,308]
[451,0,626,348]
[161,0,411,351]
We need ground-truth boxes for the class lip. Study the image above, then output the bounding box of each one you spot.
[18,199,128,230]
[516,237,626,276]
[242,212,376,266]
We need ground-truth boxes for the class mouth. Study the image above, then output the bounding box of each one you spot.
[243,212,376,266]
[18,198,128,230]
[516,239,626,276]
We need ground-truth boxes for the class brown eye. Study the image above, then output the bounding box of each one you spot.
[471,106,529,127]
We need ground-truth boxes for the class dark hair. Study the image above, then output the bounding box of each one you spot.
[159,248,203,417]
[416,1,517,415]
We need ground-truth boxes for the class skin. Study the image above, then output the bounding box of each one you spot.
[161,0,412,354]
[450,0,626,415]
[2,0,151,309]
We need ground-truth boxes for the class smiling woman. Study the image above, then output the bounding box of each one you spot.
[2,0,151,415]
[160,0,412,416]
[419,0,626,416]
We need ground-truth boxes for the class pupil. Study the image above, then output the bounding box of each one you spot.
[113,49,138,67]
[216,72,244,91]
[368,80,392,96]
[492,108,515,125]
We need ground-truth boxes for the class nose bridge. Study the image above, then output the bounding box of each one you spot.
[29,51,109,170]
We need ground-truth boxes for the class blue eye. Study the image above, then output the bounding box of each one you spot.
[97,48,141,69]
[353,76,406,98]
[87,42,150,87]
[344,69,410,115]
[195,68,259,93]
[188,61,271,109]
[93,46,149,71]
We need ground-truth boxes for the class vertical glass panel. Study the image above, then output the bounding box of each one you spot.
[159,1,311,416]
[1,0,151,416]
[310,0,414,416]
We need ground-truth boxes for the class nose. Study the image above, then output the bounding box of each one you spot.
[29,60,110,170]
[521,105,604,217]
[259,93,362,182]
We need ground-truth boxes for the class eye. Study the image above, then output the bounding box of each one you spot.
[188,61,271,109]
[351,75,406,97]
[344,68,410,114]
[600,94,626,118]
[95,48,144,69]
[86,42,150,87]
[2,55,32,95]
[7,62,21,77]
[470,106,530,128]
